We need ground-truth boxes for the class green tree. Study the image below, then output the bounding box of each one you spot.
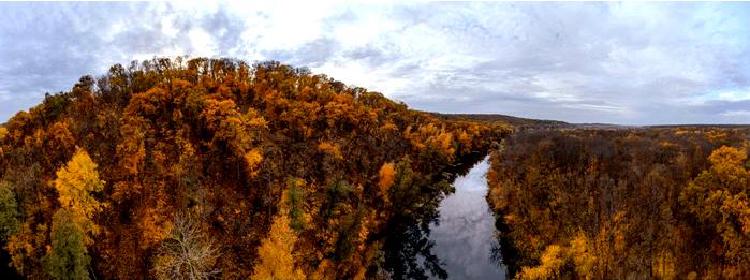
[0,180,20,240]
[287,178,306,232]
[43,209,90,280]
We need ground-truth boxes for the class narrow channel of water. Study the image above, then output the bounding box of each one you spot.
[427,157,507,279]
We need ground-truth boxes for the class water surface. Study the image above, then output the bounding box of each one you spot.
[428,158,507,279]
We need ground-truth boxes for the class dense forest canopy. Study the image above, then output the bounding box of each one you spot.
[487,128,750,279]
[0,57,509,279]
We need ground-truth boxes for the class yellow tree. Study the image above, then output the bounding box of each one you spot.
[244,148,263,178]
[570,232,597,279]
[680,146,750,277]
[378,162,396,202]
[517,232,598,280]
[517,245,568,280]
[251,190,305,280]
[0,127,5,155]
[53,148,105,243]
[318,142,343,160]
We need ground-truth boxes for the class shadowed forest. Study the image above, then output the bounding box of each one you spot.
[0,57,748,280]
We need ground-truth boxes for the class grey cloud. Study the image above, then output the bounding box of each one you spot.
[2,2,750,124]
[263,38,340,68]
[0,2,142,118]
[343,46,386,65]
[363,2,750,123]
[198,6,248,56]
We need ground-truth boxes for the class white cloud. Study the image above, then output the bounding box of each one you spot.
[188,28,217,57]
[717,89,750,102]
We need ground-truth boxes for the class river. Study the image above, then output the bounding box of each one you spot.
[380,156,508,279]
[427,157,507,279]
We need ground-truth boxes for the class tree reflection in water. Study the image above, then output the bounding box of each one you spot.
[382,214,447,280]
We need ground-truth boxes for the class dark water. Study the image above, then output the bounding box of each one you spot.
[427,158,507,279]
[381,157,507,279]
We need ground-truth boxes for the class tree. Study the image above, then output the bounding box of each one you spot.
[378,162,396,201]
[244,148,263,178]
[318,142,343,160]
[517,245,568,280]
[43,209,90,280]
[0,180,19,240]
[570,232,597,279]
[116,115,147,176]
[287,178,306,232]
[680,146,750,276]
[515,233,597,280]
[42,148,104,280]
[251,191,305,280]
[53,148,105,242]
[152,213,219,280]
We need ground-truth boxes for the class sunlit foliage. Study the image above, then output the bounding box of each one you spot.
[252,188,305,280]
[680,145,750,278]
[378,162,396,201]
[53,149,104,242]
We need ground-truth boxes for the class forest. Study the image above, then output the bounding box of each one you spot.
[1,57,749,280]
[0,57,509,279]
[487,127,750,279]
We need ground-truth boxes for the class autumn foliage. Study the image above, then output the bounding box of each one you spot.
[52,149,104,242]
[0,57,504,279]
[487,128,750,279]
[378,162,396,200]
[251,189,305,280]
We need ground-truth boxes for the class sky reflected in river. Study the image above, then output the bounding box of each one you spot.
[428,158,507,279]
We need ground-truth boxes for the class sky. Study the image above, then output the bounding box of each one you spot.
[1,1,750,124]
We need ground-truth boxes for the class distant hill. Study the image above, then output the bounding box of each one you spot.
[434,113,623,130]
[433,113,571,128]
[647,123,750,128]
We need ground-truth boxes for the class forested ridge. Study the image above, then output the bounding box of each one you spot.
[0,57,509,279]
[487,128,750,279]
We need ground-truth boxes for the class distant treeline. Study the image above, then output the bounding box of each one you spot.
[434,113,572,129]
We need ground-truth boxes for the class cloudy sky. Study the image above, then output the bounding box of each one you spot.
[1,1,750,124]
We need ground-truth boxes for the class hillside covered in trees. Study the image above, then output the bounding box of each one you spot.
[487,128,750,279]
[0,57,509,279]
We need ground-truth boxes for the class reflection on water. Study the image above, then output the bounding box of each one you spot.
[428,158,507,279]
[381,157,507,279]
[382,219,447,280]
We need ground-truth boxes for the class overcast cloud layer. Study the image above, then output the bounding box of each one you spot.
[1,1,750,124]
